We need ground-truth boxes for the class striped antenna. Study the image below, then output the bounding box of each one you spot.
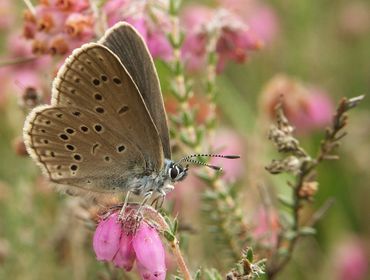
[177,153,240,164]
[183,159,222,171]
[176,153,240,171]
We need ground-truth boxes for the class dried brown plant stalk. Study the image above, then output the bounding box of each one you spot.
[265,95,364,279]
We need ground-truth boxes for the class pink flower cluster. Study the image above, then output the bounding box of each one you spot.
[260,74,334,133]
[181,7,263,73]
[23,0,94,56]
[220,0,280,44]
[102,0,274,73]
[93,212,166,280]
[103,0,172,61]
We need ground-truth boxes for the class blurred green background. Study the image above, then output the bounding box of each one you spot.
[0,0,369,279]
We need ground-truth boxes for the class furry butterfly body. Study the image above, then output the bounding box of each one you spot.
[24,23,184,197]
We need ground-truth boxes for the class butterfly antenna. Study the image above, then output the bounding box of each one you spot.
[177,153,240,164]
[183,159,223,171]
[176,153,240,171]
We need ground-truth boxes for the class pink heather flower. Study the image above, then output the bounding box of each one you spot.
[295,89,333,132]
[133,222,166,280]
[181,32,207,72]
[113,232,136,271]
[93,212,122,261]
[36,6,67,35]
[50,0,90,13]
[103,0,128,27]
[210,129,245,182]
[6,34,52,72]
[259,74,333,133]
[64,13,94,40]
[333,237,369,280]
[181,6,262,73]
[145,30,173,62]
[103,0,172,61]
[247,6,279,44]
[22,0,93,56]
[252,207,279,248]
[13,71,43,92]
[215,24,262,73]
[0,0,15,30]
[220,0,280,43]
[93,212,166,280]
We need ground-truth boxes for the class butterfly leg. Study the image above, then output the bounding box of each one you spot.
[123,190,153,233]
[137,190,153,212]
[151,189,166,210]
[118,190,131,221]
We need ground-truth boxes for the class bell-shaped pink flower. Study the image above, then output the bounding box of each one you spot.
[93,213,122,262]
[133,222,166,280]
[93,212,167,280]
[112,232,136,271]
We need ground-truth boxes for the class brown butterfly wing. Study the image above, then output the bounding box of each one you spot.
[99,22,171,159]
[24,44,164,193]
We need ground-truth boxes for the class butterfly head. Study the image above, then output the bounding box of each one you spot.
[164,153,240,183]
[167,162,188,183]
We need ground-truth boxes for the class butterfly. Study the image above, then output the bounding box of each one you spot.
[23,22,239,203]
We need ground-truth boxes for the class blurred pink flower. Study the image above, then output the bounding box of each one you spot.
[93,212,166,279]
[103,0,172,61]
[6,34,52,72]
[0,0,15,30]
[216,25,261,73]
[252,207,280,248]
[181,32,207,72]
[145,30,172,61]
[181,7,262,73]
[64,13,94,39]
[333,237,369,280]
[220,0,280,43]
[103,0,128,27]
[36,6,67,34]
[125,17,172,62]
[22,0,93,56]
[247,6,279,43]
[259,74,334,133]
[50,0,90,13]
[295,89,333,131]
[210,129,245,182]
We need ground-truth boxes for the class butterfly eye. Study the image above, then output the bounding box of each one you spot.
[169,167,179,180]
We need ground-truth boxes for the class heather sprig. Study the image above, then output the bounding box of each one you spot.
[265,95,365,279]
